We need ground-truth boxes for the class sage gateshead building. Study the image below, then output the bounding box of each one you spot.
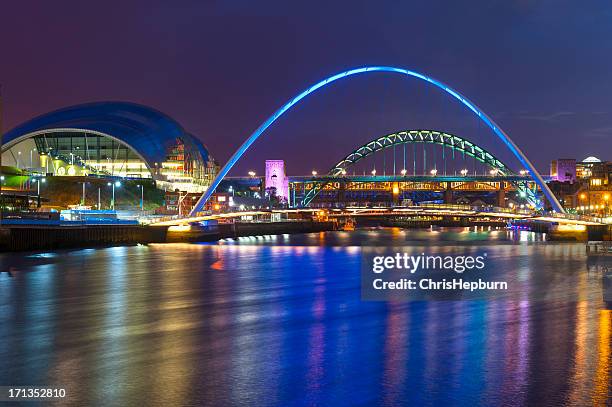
[1,102,218,192]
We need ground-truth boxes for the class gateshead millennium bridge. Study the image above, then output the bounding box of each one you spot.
[189,66,564,216]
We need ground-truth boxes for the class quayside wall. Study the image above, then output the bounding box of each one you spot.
[0,221,337,252]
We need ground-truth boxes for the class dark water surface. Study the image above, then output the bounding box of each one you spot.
[0,228,610,406]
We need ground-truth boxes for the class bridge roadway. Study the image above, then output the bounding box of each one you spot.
[151,206,604,227]
[287,175,535,183]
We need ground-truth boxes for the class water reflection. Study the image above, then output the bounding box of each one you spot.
[0,229,609,406]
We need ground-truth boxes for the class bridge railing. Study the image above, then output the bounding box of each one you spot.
[547,212,606,224]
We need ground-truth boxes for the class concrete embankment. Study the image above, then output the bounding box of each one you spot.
[0,224,168,251]
[0,221,337,252]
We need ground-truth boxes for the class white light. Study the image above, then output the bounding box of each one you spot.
[371,169,377,175]
[460,169,468,176]
[312,170,318,176]
[400,169,407,176]
[248,171,256,177]
[115,181,121,187]
[519,170,528,176]
[489,169,498,176]
[430,169,437,176]
[340,169,347,176]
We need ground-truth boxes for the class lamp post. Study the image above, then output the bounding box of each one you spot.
[579,193,587,214]
[80,182,86,206]
[137,184,144,212]
[107,181,121,210]
[32,177,46,208]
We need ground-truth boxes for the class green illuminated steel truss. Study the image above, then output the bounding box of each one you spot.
[302,130,537,207]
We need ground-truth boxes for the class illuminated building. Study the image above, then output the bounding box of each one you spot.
[576,156,602,179]
[1,102,218,192]
[550,159,576,182]
[551,156,612,214]
[265,160,289,201]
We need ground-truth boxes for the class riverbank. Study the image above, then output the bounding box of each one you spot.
[0,220,337,251]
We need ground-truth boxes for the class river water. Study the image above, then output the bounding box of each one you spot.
[0,228,610,406]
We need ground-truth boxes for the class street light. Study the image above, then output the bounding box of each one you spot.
[519,170,528,176]
[489,169,498,176]
[460,169,468,176]
[137,184,144,212]
[32,177,46,208]
[107,181,121,210]
[400,169,407,176]
[430,169,437,176]
[248,171,256,177]
[371,169,376,176]
[312,170,318,177]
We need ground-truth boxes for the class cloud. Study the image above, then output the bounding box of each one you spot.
[518,111,577,122]
[584,125,612,138]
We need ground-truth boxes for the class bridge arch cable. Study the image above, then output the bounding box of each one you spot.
[189,66,563,215]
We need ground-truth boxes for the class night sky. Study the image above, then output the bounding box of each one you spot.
[2,1,611,175]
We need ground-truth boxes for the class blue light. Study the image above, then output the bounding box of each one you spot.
[190,66,564,215]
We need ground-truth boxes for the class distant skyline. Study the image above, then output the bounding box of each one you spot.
[2,1,611,175]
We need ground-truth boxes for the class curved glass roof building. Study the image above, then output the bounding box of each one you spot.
[2,101,217,191]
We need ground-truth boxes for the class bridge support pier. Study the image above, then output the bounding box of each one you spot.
[497,188,506,208]
[392,182,400,205]
[338,181,347,207]
[444,184,453,205]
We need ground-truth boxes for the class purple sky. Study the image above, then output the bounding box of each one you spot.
[1,1,611,175]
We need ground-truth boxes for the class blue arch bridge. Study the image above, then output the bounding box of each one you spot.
[146,66,604,228]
